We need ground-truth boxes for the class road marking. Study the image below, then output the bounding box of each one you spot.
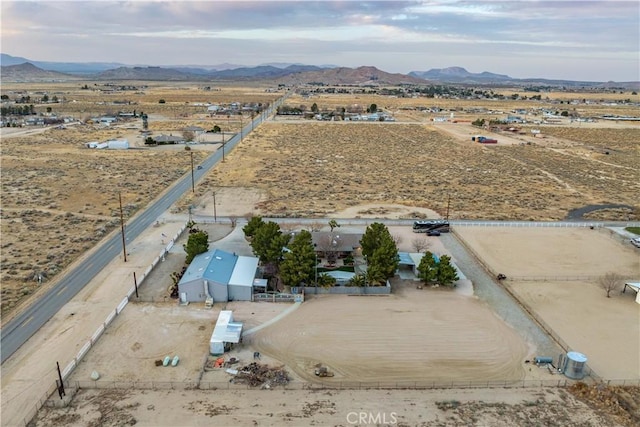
[21,315,34,327]
[56,286,67,296]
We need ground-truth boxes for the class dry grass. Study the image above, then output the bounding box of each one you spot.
[0,83,281,316]
[212,121,639,220]
[0,125,207,315]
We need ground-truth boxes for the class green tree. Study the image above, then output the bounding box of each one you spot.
[472,118,485,127]
[242,216,265,239]
[435,255,459,286]
[360,222,393,259]
[183,230,209,264]
[42,94,49,103]
[368,239,399,282]
[317,273,337,288]
[250,221,290,264]
[347,274,366,287]
[368,103,377,113]
[311,102,319,113]
[560,110,569,117]
[417,251,438,284]
[328,219,340,233]
[159,99,166,104]
[211,125,221,133]
[279,230,316,287]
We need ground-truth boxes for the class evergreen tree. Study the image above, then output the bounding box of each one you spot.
[417,251,438,284]
[435,255,459,286]
[250,221,290,264]
[360,222,392,259]
[280,230,316,287]
[183,230,209,264]
[242,216,265,238]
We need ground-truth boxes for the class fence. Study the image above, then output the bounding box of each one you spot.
[61,377,640,393]
[451,229,601,378]
[301,280,391,295]
[253,293,299,303]
[23,222,190,427]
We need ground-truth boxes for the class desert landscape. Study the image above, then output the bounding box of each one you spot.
[2,82,640,427]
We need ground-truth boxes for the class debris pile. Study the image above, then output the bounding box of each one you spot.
[233,362,290,388]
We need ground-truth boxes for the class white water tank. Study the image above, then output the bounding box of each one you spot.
[563,351,587,379]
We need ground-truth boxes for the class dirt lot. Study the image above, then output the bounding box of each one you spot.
[33,386,631,427]
[250,288,531,384]
[456,226,640,380]
[212,120,639,221]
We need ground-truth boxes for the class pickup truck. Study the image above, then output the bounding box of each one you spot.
[472,136,498,144]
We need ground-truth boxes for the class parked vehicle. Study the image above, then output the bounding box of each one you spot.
[631,237,640,248]
[475,136,498,144]
[413,220,450,233]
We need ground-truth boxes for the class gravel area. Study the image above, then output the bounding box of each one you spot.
[441,233,562,359]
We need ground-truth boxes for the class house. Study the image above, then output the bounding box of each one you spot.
[178,249,259,303]
[311,232,362,264]
[153,134,184,144]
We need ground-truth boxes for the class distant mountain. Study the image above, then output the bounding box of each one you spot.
[1,53,126,74]
[93,66,198,81]
[407,66,639,88]
[2,53,636,87]
[276,66,426,86]
[409,66,511,83]
[0,62,80,82]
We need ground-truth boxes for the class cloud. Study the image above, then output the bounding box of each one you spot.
[1,0,638,81]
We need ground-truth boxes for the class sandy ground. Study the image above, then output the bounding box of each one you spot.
[456,226,640,380]
[456,227,639,278]
[249,288,531,384]
[32,386,619,427]
[509,281,640,380]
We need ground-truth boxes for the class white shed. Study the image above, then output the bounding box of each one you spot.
[210,310,243,355]
[106,139,129,149]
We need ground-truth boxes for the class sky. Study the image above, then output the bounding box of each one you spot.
[1,0,638,82]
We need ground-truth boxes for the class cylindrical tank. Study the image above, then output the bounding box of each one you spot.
[563,351,587,379]
[534,356,553,365]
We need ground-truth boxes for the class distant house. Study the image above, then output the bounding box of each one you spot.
[153,134,184,144]
[178,249,259,303]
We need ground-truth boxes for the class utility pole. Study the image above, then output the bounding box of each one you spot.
[133,271,138,298]
[446,194,451,221]
[213,191,217,223]
[221,131,225,162]
[56,361,65,398]
[189,150,195,193]
[119,192,127,262]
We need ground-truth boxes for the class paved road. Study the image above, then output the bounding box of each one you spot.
[0,99,286,364]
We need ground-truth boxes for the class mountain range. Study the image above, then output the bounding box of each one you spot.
[1,53,637,88]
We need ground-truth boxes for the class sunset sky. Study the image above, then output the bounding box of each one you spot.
[1,0,638,81]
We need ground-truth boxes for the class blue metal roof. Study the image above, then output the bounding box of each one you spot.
[398,252,415,266]
[179,249,238,286]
